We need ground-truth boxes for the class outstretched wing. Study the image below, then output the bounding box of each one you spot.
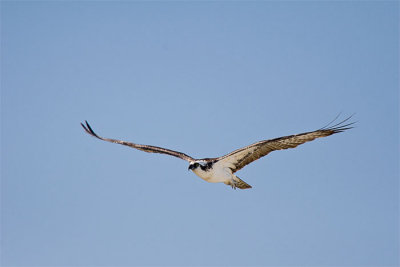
[217,117,355,173]
[81,121,195,162]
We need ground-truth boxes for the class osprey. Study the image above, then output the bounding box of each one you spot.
[81,117,354,190]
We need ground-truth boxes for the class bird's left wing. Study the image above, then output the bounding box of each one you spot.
[81,121,195,162]
[217,117,354,173]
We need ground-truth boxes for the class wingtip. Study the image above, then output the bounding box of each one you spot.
[320,114,356,134]
[80,121,89,132]
[81,120,100,138]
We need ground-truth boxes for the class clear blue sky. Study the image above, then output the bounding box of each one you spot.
[1,1,398,266]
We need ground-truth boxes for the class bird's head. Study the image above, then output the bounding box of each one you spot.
[188,162,199,171]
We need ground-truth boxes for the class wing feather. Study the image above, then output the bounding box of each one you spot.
[218,117,355,173]
[81,121,195,162]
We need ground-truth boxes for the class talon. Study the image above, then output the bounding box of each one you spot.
[231,180,237,190]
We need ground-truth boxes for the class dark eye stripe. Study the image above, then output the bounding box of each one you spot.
[199,161,214,171]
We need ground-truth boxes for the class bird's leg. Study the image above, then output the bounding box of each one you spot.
[231,180,237,190]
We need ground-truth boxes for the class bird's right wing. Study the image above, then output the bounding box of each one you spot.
[81,121,195,162]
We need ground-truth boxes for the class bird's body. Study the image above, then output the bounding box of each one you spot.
[187,159,251,189]
[81,116,354,190]
[189,160,220,182]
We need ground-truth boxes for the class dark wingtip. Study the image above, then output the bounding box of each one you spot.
[81,120,100,139]
[81,121,90,134]
[320,114,356,134]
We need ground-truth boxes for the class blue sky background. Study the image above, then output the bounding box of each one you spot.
[1,1,398,266]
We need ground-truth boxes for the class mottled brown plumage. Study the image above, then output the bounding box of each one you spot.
[81,116,354,189]
[218,120,353,173]
[81,121,195,162]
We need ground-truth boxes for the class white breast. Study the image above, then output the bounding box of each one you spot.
[192,163,233,184]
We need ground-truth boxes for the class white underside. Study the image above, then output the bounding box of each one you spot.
[191,162,234,184]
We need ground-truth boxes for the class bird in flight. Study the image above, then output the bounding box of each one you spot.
[81,116,354,190]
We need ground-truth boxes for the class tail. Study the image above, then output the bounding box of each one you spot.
[232,176,252,190]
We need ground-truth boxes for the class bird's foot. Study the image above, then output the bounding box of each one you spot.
[230,180,237,190]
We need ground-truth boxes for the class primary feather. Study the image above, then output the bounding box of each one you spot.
[81,116,354,190]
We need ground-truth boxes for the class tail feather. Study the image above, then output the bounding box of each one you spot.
[234,177,252,189]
